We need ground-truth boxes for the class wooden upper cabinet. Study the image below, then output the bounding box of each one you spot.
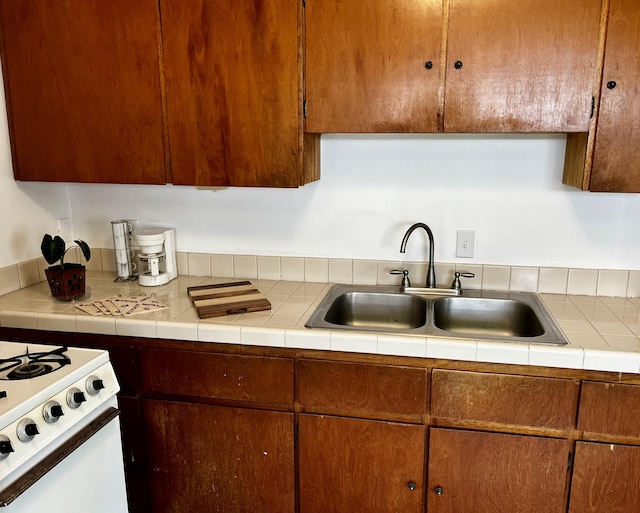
[305,0,444,133]
[161,0,315,187]
[589,0,640,192]
[0,0,166,183]
[444,0,602,132]
[305,0,602,134]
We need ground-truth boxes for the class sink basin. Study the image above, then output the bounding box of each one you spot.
[305,284,567,345]
[433,297,545,338]
[324,292,427,330]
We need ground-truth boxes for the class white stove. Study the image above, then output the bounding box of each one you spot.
[0,342,128,512]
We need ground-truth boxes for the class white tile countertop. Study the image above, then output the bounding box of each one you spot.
[1,271,640,374]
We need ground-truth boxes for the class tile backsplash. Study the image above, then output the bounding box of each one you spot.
[5,248,640,298]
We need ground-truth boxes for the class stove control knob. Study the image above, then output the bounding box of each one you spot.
[43,401,65,423]
[67,388,87,409]
[86,376,105,396]
[0,435,14,460]
[17,418,39,442]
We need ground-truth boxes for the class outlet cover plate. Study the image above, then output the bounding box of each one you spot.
[456,230,475,258]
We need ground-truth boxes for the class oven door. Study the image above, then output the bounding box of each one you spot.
[0,407,128,512]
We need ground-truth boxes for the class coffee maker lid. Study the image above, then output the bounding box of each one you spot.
[135,228,169,243]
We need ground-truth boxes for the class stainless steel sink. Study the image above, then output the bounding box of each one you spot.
[305,284,567,345]
[324,291,427,330]
[433,296,545,338]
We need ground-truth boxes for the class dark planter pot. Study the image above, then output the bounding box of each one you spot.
[45,264,86,301]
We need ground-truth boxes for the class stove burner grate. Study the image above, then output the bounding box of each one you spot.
[0,346,71,380]
[7,362,54,380]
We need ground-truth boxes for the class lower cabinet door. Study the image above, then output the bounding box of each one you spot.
[298,414,425,513]
[427,428,569,513]
[569,441,640,513]
[144,400,295,513]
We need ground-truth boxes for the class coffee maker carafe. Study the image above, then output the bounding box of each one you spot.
[132,227,177,286]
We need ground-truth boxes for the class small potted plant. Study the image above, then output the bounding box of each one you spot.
[41,234,91,301]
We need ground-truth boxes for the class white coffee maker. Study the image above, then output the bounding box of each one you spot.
[132,227,177,286]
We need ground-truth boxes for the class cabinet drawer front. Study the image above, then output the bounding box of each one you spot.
[141,348,294,407]
[578,381,640,438]
[431,369,577,430]
[297,359,427,422]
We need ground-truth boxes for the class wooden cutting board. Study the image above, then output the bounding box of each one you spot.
[187,281,271,319]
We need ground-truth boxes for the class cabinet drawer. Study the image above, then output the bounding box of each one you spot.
[578,381,640,438]
[431,369,577,430]
[297,359,428,422]
[141,348,294,408]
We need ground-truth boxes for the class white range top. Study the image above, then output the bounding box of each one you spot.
[1,271,640,375]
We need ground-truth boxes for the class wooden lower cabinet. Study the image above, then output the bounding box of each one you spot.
[118,396,148,513]
[5,329,640,513]
[577,381,640,437]
[298,414,425,513]
[569,442,640,513]
[427,428,569,513]
[144,399,295,513]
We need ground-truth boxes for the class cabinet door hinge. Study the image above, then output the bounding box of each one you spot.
[302,0,306,7]
[303,100,307,119]
[590,96,595,119]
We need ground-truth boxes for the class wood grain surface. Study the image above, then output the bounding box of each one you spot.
[0,0,166,183]
[187,281,271,318]
[590,0,640,191]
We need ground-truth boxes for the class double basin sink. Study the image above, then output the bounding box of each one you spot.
[305,284,567,345]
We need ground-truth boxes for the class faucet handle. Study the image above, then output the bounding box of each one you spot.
[451,271,475,292]
[390,269,411,288]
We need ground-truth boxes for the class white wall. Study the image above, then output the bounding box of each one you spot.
[61,133,640,271]
[0,48,639,272]
[0,67,72,269]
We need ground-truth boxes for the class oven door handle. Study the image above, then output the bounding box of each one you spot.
[0,407,120,507]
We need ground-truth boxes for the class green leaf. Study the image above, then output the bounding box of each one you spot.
[75,240,91,262]
[41,234,65,265]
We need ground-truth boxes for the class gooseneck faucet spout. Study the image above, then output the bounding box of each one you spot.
[400,222,436,288]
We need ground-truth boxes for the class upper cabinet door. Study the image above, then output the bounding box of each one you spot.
[161,0,305,187]
[589,0,640,192]
[305,0,444,133]
[444,0,602,132]
[0,0,166,183]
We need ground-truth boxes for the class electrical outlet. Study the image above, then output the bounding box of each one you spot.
[456,230,475,258]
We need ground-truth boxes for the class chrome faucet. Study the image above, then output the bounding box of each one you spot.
[400,222,436,288]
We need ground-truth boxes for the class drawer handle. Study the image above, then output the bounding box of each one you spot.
[434,486,444,496]
[408,481,417,491]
